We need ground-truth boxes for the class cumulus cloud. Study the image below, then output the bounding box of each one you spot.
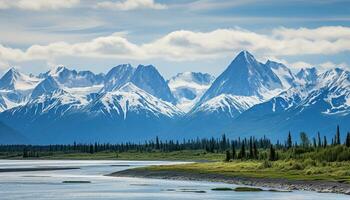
[0,0,80,10]
[0,26,349,67]
[96,0,167,11]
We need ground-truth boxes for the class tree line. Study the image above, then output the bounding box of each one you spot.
[0,125,349,161]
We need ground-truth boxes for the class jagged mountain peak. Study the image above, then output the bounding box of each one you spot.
[199,51,283,104]
[87,82,182,120]
[265,60,296,89]
[31,76,60,98]
[0,67,41,91]
[296,67,318,85]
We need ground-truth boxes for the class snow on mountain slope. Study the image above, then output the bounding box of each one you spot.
[265,60,296,89]
[199,51,284,105]
[0,68,42,111]
[0,68,41,91]
[103,64,176,103]
[131,65,176,103]
[40,66,104,88]
[296,67,318,85]
[86,82,183,120]
[103,64,134,92]
[168,72,214,112]
[190,94,261,118]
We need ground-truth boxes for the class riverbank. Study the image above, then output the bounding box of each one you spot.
[0,167,79,173]
[109,161,350,195]
[0,150,224,162]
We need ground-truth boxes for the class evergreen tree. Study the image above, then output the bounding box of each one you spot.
[225,150,231,162]
[323,136,328,148]
[156,136,160,150]
[253,141,258,159]
[336,125,341,145]
[287,131,292,149]
[346,132,350,148]
[300,132,310,148]
[317,132,321,148]
[269,145,276,161]
[238,142,246,159]
[231,141,236,160]
[249,137,253,159]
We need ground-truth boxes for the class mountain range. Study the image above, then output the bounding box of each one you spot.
[0,50,349,144]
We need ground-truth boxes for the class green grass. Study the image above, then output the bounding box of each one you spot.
[142,159,350,183]
[0,150,224,161]
[234,187,263,192]
[211,187,234,191]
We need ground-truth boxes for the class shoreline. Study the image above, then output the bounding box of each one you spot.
[109,168,350,195]
[0,167,79,173]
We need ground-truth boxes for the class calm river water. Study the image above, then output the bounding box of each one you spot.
[0,160,348,200]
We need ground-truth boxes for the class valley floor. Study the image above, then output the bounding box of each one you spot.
[110,160,350,195]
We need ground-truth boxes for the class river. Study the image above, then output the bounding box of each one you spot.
[0,160,348,200]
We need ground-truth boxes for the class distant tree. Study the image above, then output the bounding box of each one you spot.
[231,141,236,160]
[317,132,321,148]
[253,141,258,159]
[269,145,276,161]
[221,134,227,151]
[346,132,350,148]
[156,136,160,150]
[323,136,328,148]
[225,150,231,162]
[89,144,94,154]
[238,142,246,159]
[336,125,341,145]
[23,148,28,158]
[287,132,292,149]
[300,132,310,148]
[249,137,253,159]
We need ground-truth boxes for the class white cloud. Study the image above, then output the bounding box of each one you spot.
[96,0,167,11]
[0,26,349,66]
[0,0,80,10]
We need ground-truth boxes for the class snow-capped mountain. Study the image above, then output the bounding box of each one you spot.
[229,67,350,139]
[103,64,134,92]
[188,51,285,128]
[199,51,284,104]
[0,68,41,91]
[0,68,42,111]
[168,72,214,112]
[265,60,297,89]
[40,66,104,88]
[103,64,176,103]
[296,67,318,85]
[86,82,182,120]
[0,51,349,144]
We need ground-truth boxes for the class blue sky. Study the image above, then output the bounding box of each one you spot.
[0,0,349,78]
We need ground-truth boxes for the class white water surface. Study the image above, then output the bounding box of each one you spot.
[0,160,348,200]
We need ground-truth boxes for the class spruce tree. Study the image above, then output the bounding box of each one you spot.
[346,132,350,148]
[238,142,246,159]
[249,137,253,159]
[317,132,321,148]
[287,131,292,149]
[323,136,328,148]
[225,150,231,162]
[336,125,341,145]
[253,141,258,159]
[269,145,276,161]
[232,141,236,160]
[156,136,160,150]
